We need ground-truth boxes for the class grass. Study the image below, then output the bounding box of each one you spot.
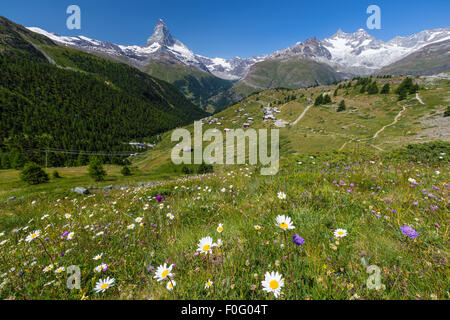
[0,146,448,300]
[0,76,448,300]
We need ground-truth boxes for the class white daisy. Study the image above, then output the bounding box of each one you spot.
[261,271,284,298]
[153,263,174,282]
[67,232,75,240]
[93,253,103,261]
[205,280,213,289]
[135,217,143,223]
[277,192,287,200]
[166,213,175,220]
[215,239,223,248]
[0,239,9,246]
[334,229,348,238]
[55,267,65,274]
[216,223,224,233]
[43,264,54,273]
[65,214,71,219]
[197,236,214,255]
[127,224,135,230]
[275,215,295,230]
[25,230,41,242]
[94,263,108,273]
[94,277,115,293]
[166,280,176,291]
[254,225,262,231]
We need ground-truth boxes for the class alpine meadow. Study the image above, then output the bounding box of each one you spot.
[0,1,449,305]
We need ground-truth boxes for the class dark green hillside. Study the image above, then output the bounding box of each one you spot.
[143,61,235,113]
[0,16,206,168]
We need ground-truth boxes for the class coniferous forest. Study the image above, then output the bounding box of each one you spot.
[0,16,207,168]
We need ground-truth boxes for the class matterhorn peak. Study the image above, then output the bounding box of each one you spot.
[146,18,176,47]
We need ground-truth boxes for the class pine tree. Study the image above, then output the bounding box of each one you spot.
[88,157,106,181]
[398,88,408,101]
[1,153,10,169]
[337,100,346,112]
[77,152,89,166]
[323,94,332,104]
[20,162,49,185]
[381,83,390,94]
[314,94,324,106]
[368,82,379,95]
[409,84,419,94]
[120,166,132,176]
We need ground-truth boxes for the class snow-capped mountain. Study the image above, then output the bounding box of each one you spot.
[30,20,211,73]
[321,28,450,74]
[28,19,259,79]
[262,27,450,75]
[196,55,267,80]
[28,21,450,79]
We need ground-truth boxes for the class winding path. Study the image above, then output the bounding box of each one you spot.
[339,103,408,151]
[416,93,425,105]
[372,104,407,139]
[291,105,312,126]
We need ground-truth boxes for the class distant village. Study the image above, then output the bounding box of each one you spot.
[199,100,290,134]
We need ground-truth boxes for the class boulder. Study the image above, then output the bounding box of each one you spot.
[71,187,90,195]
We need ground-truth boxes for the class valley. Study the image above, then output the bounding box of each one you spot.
[0,12,448,302]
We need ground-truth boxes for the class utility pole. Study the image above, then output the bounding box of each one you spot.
[45,149,48,168]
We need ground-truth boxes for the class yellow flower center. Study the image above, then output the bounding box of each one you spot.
[280,223,288,229]
[217,227,223,232]
[162,270,169,278]
[168,283,173,288]
[203,245,210,252]
[100,283,109,290]
[31,234,37,239]
[207,282,211,286]
[269,280,279,290]
[338,231,343,235]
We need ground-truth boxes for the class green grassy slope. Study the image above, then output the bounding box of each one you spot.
[0,16,207,167]
[133,76,449,175]
[0,145,448,299]
[231,57,343,98]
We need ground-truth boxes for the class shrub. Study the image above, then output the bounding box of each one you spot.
[20,162,49,185]
[337,100,346,112]
[367,82,379,94]
[88,157,106,181]
[385,141,450,164]
[381,83,390,94]
[444,106,450,117]
[121,166,132,176]
[181,165,194,174]
[52,170,61,178]
[197,163,214,174]
[314,94,323,106]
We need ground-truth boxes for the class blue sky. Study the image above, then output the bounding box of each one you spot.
[1,0,449,58]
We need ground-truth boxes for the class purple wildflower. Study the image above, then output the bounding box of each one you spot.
[400,225,419,239]
[292,234,305,247]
